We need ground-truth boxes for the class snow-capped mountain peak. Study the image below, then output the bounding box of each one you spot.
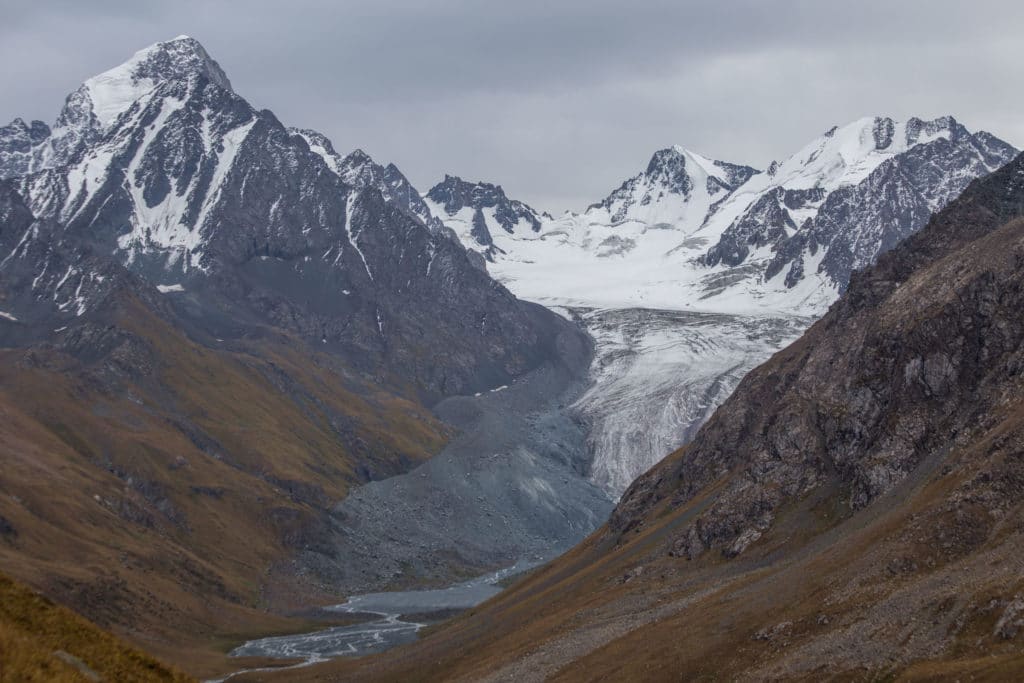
[423,175,544,260]
[0,36,236,183]
[645,145,755,195]
[2,37,572,402]
[585,146,758,229]
[768,115,960,191]
[80,35,232,131]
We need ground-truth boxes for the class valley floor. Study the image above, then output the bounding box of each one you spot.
[252,436,1024,682]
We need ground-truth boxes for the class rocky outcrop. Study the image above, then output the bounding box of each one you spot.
[426,175,544,235]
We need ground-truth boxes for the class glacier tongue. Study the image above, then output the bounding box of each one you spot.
[573,308,810,496]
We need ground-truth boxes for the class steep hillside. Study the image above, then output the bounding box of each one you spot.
[0,181,452,677]
[0,312,448,677]
[283,153,1024,681]
[0,570,192,682]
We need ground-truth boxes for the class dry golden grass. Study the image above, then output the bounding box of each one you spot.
[0,571,192,682]
[0,296,449,679]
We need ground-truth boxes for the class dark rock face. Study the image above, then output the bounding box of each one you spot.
[0,119,53,178]
[0,37,579,400]
[426,175,544,235]
[703,116,1017,293]
[299,134,451,236]
[702,188,798,267]
[611,152,1024,560]
[587,146,758,224]
[643,148,696,197]
[0,180,164,330]
[704,186,829,270]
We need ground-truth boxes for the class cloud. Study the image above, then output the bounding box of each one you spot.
[2,0,1023,211]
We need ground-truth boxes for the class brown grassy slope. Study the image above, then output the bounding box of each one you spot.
[261,451,1024,682]
[0,294,448,678]
[256,162,1024,680]
[0,569,192,682]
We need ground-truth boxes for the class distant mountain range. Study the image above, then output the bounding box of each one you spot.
[427,115,1015,316]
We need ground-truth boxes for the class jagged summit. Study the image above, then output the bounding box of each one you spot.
[289,128,374,180]
[339,148,377,184]
[78,35,232,130]
[645,145,758,195]
[428,175,512,211]
[288,128,447,235]
[423,175,544,260]
[425,174,543,231]
[0,36,237,180]
[0,118,50,140]
[584,144,757,227]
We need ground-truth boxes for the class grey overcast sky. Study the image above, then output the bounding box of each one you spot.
[2,0,1022,212]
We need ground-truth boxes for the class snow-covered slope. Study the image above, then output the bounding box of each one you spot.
[423,176,546,262]
[428,117,1017,494]
[430,116,1014,319]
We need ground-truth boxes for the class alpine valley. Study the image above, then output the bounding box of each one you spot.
[0,35,1020,681]
[426,116,1016,494]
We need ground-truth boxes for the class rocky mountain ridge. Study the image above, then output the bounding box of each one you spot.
[423,175,546,262]
[0,35,579,401]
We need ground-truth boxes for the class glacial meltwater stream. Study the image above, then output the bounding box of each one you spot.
[211,561,536,681]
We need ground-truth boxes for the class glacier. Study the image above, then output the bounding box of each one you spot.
[427,115,1016,496]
